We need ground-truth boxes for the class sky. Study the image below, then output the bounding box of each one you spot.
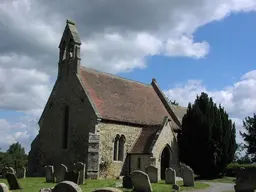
[0,0,256,153]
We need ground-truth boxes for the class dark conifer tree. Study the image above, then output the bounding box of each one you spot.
[240,113,256,162]
[177,92,237,178]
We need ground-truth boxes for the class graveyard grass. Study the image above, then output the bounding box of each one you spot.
[0,177,209,192]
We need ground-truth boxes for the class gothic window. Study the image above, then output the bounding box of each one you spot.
[138,157,141,169]
[113,135,119,161]
[63,105,69,149]
[113,134,126,161]
[118,135,125,161]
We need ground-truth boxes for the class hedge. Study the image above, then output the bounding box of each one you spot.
[225,163,256,177]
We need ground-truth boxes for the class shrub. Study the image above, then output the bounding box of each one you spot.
[225,163,256,177]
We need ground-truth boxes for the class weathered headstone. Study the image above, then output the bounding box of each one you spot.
[0,183,9,192]
[52,181,82,192]
[6,173,22,190]
[39,188,53,192]
[73,162,85,185]
[145,165,159,183]
[122,175,133,189]
[181,164,194,187]
[45,165,54,183]
[131,170,152,192]
[234,167,256,192]
[56,164,68,183]
[64,171,80,184]
[92,187,123,192]
[165,168,176,184]
[21,167,26,178]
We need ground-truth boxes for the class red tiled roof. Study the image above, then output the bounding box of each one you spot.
[129,126,160,154]
[79,66,170,125]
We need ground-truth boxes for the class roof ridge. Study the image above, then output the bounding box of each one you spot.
[80,66,152,87]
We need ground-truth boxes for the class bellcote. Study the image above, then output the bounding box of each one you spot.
[58,20,82,78]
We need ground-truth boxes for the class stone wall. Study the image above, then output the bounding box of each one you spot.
[151,121,180,179]
[129,154,151,173]
[28,58,98,177]
[97,122,142,178]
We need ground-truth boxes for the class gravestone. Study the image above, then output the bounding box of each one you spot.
[92,187,123,192]
[64,171,80,184]
[122,175,133,189]
[131,170,152,192]
[52,181,82,192]
[45,165,54,183]
[165,168,176,184]
[0,183,9,192]
[181,164,194,187]
[20,167,26,178]
[234,167,256,192]
[145,165,159,183]
[6,173,22,190]
[56,164,68,183]
[73,162,85,185]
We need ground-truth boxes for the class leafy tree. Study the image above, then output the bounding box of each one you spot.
[0,142,28,170]
[178,92,237,178]
[240,113,256,162]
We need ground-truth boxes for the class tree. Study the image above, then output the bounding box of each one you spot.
[0,142,28,170]
[240,113,256,162]
[178,92,237,178]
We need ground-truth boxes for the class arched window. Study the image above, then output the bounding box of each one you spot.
[118,135,126,161]
[113,135,119,161]
[113,134,126,161]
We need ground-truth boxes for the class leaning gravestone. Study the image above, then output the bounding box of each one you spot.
[122,175,133,189]
[56,164,68,183]
[165,168,176,184]
[182,164,194,187]
[0,183,9,192]
[73,162,85,185]
[234,167,256,192]
[7,167,15,175]
[52,181,82,192]
[6,173,22,190]
[64,171,80,185]
[131,170,152,192]
[45,165,55,183]
[145,165,159,183]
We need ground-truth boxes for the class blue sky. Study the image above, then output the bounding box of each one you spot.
[0,0,256,153]
[121,12,256,91]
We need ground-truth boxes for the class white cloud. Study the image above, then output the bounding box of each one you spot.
[0,117,38,153]
[164,70,256,144]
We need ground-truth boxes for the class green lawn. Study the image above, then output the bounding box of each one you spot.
[0,177,209,192]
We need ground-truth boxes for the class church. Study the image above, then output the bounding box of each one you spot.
[28,20,187,179]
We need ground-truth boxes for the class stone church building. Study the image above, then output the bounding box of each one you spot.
[28,20,187,179]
